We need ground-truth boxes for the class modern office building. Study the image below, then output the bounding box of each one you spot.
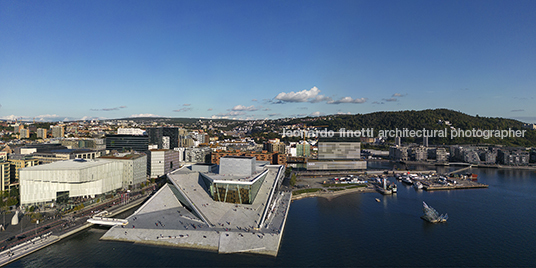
[296,143,311,157]
[148,149,180,178]
[99,153,147,189]
[105,134,149,153]
[117,128,146,135]
[318,142,360,159]
[147,127,179,149]
[307,141,366,171]
[306,160,366,170]
[19,159,124,206]
[183,147,211,163]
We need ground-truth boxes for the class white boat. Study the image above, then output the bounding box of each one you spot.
[401,176,413,185]
[413,181,423,190]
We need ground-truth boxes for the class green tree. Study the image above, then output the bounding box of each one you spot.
[289,174,297,187]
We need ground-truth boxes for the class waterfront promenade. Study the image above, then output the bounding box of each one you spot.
[0,185,155,267]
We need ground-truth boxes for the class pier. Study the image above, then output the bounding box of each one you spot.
[423,183,488,191]
[449,165,473,174]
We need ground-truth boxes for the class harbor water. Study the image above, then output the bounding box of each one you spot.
[7,164,536,267]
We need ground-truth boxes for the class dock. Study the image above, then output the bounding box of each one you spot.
[424,183,488,191]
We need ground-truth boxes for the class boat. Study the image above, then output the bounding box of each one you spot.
[413,181,423,190]
[401,176,413,185]
[375,198,381,202]
[390,183,397,193]
[421,202,448,223]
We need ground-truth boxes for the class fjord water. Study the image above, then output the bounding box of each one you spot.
[9,165,536,267]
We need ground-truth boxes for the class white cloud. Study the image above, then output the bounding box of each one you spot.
[274,87,366,105]
[183,104,191,106]
[217,111,246,116]
[251,99,258,102]
[274,86,323,103]
[309,111,324,117]
[35,114,61,118]
[90,106,127,111]
[392,93,406,97]
[0,115,25,121]
[173,108,192,112]
[328,97,367,104]
[337,112,352,115]
[382,98,397,102]
[231,105,258,111]
[79,116,105,121]
[310,95,333,103]
[211,115,228,119]
[130,114,161,118]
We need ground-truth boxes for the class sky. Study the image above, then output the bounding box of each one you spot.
[1,0,535,123]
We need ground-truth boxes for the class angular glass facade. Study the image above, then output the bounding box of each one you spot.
[208,172,267,204]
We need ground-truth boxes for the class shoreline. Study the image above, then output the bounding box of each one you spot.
[367,159,536,171]
[292,186,376,201]
[0,197,146,267]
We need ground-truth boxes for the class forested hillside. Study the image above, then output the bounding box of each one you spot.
[280,109,536,146]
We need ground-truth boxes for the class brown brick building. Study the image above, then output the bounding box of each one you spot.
[211,150,287,166]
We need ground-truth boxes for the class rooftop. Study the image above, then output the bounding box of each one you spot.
[101,164,290,256]
[21,159,111,170]
[99,153,145,160]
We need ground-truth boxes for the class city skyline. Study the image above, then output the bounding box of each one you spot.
[1,0,535,123]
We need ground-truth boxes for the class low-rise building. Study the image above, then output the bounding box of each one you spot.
[99,153,147,189]
[9,156,39,187]
[19,159,124,206]
[148,149,180,178]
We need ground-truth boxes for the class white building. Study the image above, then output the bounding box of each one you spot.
[117,128,146,136]
[20,159,124,206]
[99,153,147,189]
[148,149,179,178]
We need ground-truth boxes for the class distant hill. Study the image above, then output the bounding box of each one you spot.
[279,109,536,147]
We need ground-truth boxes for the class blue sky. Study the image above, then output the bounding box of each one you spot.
[1,0,535,122]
